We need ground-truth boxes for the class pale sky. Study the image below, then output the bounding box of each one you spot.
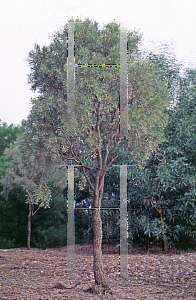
[1,0,196,126]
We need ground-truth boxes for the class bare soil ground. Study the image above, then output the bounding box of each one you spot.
[0,243,196,299]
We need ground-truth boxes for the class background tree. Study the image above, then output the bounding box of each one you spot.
[0,121,23,248]
[0,186,28,248]
[31,188,67,249]
[157,68,196,248]
[1,136,56,249]
[0,120,22,179]
[126,65,196,252]
[24,18,170,293]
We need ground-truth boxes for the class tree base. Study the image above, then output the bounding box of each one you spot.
[84,281,112,295]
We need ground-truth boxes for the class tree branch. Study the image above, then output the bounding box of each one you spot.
[105,135,125,173]
[59,138,96,191]
[102,130,117,170]
[32,205,41,217]
[149,198,160,214]
[96,102,103,170]
[111,153,133,163]
[81,166,95,192]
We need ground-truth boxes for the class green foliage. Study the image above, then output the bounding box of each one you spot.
[0,155,7,180]
[127,57,170,163]
[0,121,22,179]
[147,50,182,99]
[0,120,22,156]
[25,18,170,172]
[4,19,196,252]
[31,180,52,209]
[21,19,171,255]
[31,189,67,248]
[1,132,67,207]
[166,69,196,166]
[138,215,168,241]
[160,68,196,247]
[0,187,28,248]
[0,122,26,249]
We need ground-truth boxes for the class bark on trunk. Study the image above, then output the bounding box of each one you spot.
[27,202,32,250]
[90,181,111,295]
[92,208,104,285]
[159,206,168,253]
[146,236,149,252]
[160,219,168,253]
[149,197,168,253]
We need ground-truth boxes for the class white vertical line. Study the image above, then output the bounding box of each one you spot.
[67,21,75,137]
[120,165,128,278]
[120,24,128,137]
[67,165,75,279]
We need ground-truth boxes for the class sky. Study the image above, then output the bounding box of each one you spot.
[0,0,196,126]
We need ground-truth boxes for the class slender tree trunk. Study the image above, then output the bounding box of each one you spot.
[27,202,32,250]
[160,218,168,253]
[159,207,168,253]
[91,182,109,294]
[92,209,104,285]
[146,208,150,252]
[146,236,149,252]
[150,196,168,253]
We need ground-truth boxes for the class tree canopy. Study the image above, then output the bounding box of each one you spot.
[26,18,170,169]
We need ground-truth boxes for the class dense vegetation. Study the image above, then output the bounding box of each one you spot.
[0,19,196,254]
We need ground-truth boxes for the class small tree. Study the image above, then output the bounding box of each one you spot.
[1,135,67,249]
[25,18,170,292]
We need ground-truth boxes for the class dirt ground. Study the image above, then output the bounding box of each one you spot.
[0,243,196,300]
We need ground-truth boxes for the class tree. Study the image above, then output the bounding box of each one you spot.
[31,188,67,249]
[1,135,66,249]
[0,186,28,248]
[25,18,170,293]
[0,121,22,179]
[0,121,24,248]
[157,68,196,248]
[166,68,196,166]
[132,66,196,252]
